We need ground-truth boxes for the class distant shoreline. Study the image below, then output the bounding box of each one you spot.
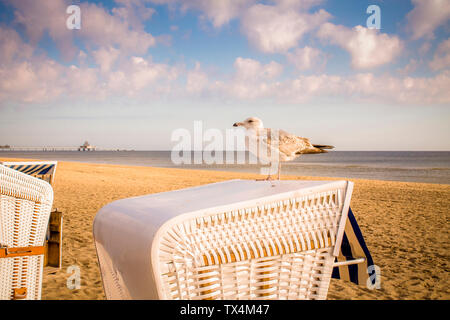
[1,149,450,152]
[1,154,449,185]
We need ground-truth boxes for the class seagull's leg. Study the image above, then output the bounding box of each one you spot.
[266,161,274,180]
[268,162,276,187]
[256,173,273,181]
[266,174,272,181]
[277,161,281,180]
[256,162,274,181]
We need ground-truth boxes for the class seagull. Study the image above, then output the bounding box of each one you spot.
[233,117,334,180]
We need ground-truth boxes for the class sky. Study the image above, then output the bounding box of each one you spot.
[0,0,449,151]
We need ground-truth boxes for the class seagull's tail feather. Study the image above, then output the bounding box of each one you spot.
[313,144,334,150]
[297,144,334,154]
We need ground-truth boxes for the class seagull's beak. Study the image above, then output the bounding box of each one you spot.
[233,122,242,127]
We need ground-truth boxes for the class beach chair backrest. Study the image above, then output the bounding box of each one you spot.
[0,165,54,299]
[0,161,57,186]
[94,179,354,300]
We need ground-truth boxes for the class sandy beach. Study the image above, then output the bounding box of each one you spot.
[1,158,449,300]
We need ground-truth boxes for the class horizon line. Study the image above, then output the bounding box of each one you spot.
[1,149,450,152]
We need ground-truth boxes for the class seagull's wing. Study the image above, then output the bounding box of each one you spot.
[258,129,312,159]
[251,128,331,161]
[274,129,330,155]
[278,130,311,156]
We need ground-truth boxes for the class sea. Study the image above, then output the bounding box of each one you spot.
[0,151,449,184]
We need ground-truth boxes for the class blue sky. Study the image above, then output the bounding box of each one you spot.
[0,0,449,150]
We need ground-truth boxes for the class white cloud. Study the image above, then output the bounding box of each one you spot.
[286,71,450,104]
[9,0,77,61]
[105,56,179,96]
[186,62,209,94]
[0,27,33,64]
[0,27,69,103]
[0,61,43,103]
[151,0,326,30]
[285,46,326,71]
[270,0,324,10]
[150,0,256,28]
[280,74,342,102]
[0,25,179,104]
[6,0,157,62]
[397,59,419,76]
[241,4,330,53]
[406,0,450,40]
[1,38,449,106]
[317,23,403,69]
[112,0,156,30]
[234,57,283,80]
[189,0,256,28]
[0,59,107,104]
[78,2,156,55]
[208,57,450,105]
[2,27,448,107]
[429,38,450,71]
[92,46,120,73]
[1,0,449,108]
[0,58,69,104]
[65,65,101,97]
[419,42,432,55]
[226,57,283,99]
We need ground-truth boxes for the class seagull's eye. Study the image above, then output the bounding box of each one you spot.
[248,120,254,123]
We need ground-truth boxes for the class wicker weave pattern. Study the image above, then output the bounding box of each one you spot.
[95,241,132,300]
[158,189,343,300]
[0,165,53,300]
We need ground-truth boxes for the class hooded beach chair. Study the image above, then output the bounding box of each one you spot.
[0,161,62,268]
[94,179,376,300]
[0,164,53,299]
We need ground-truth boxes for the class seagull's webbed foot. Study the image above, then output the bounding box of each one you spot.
[256,175,276,188]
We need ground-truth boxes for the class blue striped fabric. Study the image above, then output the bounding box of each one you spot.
[1,162,57,186]
[7,163,55,176]
[332,207,377,287]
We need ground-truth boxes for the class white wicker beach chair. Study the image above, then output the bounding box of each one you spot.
[0,161,62,268]
[94,179,360,300]
[0,164,53,300]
